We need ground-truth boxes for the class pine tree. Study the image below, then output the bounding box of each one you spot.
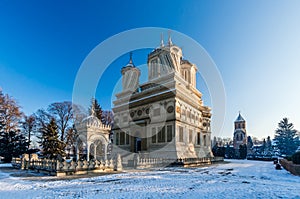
[0,127,29,162]
[266,136,272,152]
[65,125,77,159]
[274,118,299,156]
[262,138,266,154]
[39,118,66,159]
[89,98,103,121]
[239,144,247,159]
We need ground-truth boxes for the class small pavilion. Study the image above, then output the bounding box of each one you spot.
[75,104,111,161]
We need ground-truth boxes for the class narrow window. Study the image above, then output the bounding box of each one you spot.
[189,129,193,143]
[125,132,129,145]
[116,132,120,145]
[152,127,156,143]
[203,135,207,146]
[197,132,201,145]
[120,132,125,145]
[158,126,165,143]
[167,125,172,142]
[179,126,184,142]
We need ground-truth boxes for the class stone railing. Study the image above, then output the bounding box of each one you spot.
[11,154,122,176]
[176,156,223,165]
[128,155,223,169]
[134,158,175,169]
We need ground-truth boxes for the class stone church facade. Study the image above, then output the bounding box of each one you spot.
[112,36,213,162]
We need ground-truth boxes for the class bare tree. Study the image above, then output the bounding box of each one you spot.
[0,91,23,133]
[48,101,73,142]
[72,103,87,123]
[102,110,113,126]
[0,90,28,162]
[22,114,36,149]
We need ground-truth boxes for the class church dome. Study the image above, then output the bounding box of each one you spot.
[81,115,102,127]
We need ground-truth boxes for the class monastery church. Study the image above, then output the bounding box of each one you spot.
[112,35,213,163]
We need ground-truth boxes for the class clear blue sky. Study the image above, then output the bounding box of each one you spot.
[1,0,300,139]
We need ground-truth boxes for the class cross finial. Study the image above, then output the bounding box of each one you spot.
[160,33,164,47]
[168,30,173,46]
[129,52,133,64]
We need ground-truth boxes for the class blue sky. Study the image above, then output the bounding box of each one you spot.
[1,0,300,139]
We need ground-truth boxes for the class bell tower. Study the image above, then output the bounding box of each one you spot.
[233,112,247,150]
[121,52,140,92]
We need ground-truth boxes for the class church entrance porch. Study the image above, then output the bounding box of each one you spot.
[131,136,148,153]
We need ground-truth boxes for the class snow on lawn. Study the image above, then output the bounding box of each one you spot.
[0,160,299,199]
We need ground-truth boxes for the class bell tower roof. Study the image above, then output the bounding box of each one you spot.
[235,112,245,122]
[125,52,135,68]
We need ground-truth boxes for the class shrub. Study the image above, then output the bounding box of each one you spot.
[292,151,300,164]
[275,163,282,170]
[285,155,292,161]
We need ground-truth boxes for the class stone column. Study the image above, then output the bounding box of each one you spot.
[104,143,107,160]
[76,144,79,161]
[87,142,90,161]
[94,144,97,160]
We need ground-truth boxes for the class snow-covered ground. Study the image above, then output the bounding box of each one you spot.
[0,160,299,199]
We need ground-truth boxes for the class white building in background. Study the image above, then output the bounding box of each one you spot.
[112,36,213,162]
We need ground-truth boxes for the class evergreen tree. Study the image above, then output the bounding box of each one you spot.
[274,118,299,155]
[262,138,266,154]
[65,125,77,159]
[266,136,272,151]
[239,144,247,159]
[39,118,66,159]
[0,124,29,162]
[225,144,235,159]
[89,98,103,121]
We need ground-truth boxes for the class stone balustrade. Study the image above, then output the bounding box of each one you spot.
[130,156,223,169]
[12,154,123,176]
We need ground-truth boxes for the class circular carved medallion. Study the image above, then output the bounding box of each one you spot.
[167,106,174,113]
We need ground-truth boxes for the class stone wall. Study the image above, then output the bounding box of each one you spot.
[280,159,300,176]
